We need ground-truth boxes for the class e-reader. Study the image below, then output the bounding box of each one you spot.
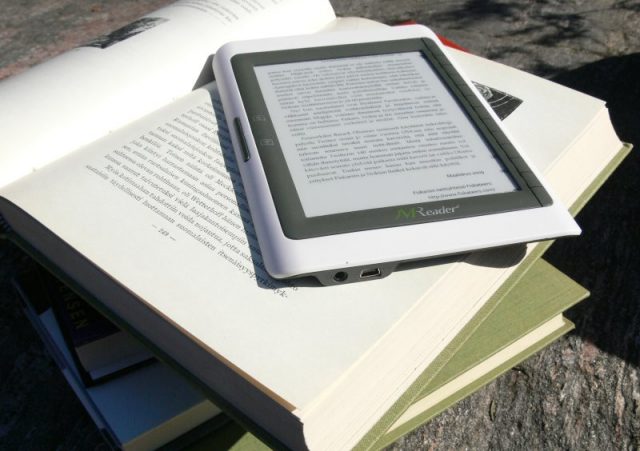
[212,25,580,285]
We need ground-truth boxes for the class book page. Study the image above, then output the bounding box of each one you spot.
[0,0,335,188]
[1,83,454,408]
[448,48,607,171]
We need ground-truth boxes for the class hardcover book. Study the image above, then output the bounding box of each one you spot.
[40,267,155,384]
[13,266,222,451]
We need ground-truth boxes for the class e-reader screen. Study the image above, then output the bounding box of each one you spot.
[231,38,552,239]
[254,51,519,217]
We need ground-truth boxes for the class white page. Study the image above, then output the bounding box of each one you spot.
[1,84,454,408]
[0,0,335,188]
[449,48,606,171]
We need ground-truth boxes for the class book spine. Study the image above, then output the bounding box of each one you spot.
[19,303,69,373]
[0,214,12,237]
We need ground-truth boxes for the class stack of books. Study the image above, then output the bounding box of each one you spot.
[0,0,629,449]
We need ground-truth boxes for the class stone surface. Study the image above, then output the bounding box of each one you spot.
[1,0,639,449]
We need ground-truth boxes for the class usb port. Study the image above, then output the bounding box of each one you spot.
[360,268,382,279]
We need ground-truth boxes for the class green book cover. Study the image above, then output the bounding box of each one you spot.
[373,259,584,449]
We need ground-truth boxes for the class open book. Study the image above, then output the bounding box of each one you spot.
[0,1,628,449]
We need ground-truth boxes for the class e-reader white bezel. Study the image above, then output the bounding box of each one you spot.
[213,26,580,284]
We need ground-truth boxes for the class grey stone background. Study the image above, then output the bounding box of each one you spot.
[1,0,639,449]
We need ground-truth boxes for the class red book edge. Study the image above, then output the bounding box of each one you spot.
[395,20,469,53]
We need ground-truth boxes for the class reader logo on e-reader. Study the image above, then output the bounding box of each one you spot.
[396,205,460,221]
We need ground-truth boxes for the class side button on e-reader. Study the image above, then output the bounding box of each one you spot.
[234,117,251,162]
